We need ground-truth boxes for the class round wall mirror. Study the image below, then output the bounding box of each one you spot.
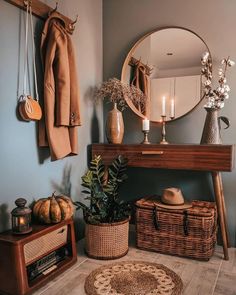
[121,27,211,122]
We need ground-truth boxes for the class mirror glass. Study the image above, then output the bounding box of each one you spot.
[121,27,211,122]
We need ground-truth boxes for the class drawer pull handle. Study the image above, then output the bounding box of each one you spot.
[141,151,164,155]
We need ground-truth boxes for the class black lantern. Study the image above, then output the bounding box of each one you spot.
[11,198,32,234]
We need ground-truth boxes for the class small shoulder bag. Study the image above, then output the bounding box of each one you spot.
[18,3,42,121]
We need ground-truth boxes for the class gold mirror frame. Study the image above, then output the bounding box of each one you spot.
[121,26,211,122]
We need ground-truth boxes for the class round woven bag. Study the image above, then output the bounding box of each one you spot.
[19,96,42,121]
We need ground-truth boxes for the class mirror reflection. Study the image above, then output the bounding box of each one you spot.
[121,27,210,122]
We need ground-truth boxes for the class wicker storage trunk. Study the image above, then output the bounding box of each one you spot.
[136,197,217,260]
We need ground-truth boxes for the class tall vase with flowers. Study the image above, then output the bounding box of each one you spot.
[200,52,235,144]
[96,78,146,144]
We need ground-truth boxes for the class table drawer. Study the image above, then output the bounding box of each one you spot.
[92,144,234,171]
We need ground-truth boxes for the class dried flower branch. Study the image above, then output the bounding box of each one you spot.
[201,52,235,109]
[95,78,146,112]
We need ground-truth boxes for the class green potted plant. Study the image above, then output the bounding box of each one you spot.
[74,154,130,259]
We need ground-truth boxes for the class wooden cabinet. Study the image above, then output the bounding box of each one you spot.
[0,219,77,295]
[92,144,235,260]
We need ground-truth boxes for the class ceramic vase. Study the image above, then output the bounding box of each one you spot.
[106,103,124,144]
[200,107,222,144]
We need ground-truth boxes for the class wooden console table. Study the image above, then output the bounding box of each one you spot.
[92,144,235,260]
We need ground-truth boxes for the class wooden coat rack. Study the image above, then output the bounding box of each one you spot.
[4,0,74,25]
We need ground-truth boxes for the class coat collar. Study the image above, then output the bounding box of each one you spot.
[42,11,74,39]
[41,11,73,68]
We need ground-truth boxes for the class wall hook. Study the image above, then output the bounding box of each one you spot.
[23,0,32,7]
[72,14,78,25]
[49,1,58,15]
[69,14,78,31]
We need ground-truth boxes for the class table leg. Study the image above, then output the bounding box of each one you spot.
[218,173,230,248]
[212,171,229,260]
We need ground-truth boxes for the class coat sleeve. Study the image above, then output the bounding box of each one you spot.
[53,33,71,126]
[54,33,81,127]
[67,37,81,126]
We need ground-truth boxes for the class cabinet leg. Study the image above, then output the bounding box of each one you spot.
[212,172,229,260]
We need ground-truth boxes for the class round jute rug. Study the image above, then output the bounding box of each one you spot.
[84,261,183,295]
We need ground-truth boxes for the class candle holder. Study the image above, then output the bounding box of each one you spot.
[160,115,169,144]
[141,130,151,144]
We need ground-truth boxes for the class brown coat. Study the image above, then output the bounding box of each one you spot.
[39,12,81,161]
[131,61,150,117]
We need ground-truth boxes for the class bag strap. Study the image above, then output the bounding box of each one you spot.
[29,4,39,102]
[20,2,39,102]
[22,2,29,98]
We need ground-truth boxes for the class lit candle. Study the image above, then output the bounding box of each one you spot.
[19,217,25,225]
[142,118,150,131]
[170,99,175,118]
[162,96,166,116]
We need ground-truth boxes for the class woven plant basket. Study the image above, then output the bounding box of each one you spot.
[85,218,129,260]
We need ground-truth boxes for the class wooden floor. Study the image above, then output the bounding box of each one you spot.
[34,231,236,295]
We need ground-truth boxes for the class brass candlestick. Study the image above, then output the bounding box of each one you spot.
[160,115,169,144]
[141,130,151,144]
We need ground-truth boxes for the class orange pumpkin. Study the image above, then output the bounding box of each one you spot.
[33,193,74,224]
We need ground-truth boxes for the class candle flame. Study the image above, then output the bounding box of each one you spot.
[19,217,25,225]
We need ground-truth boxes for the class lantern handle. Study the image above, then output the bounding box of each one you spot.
[15,198,27,208]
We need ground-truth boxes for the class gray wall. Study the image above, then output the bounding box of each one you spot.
[0,0,103,235]
[1,0,236,247]
[103,0,236,246]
